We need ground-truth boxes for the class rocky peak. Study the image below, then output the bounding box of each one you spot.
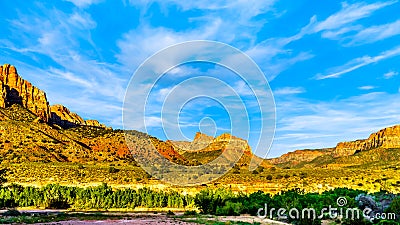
[214,133,252,154]
[0,64,51,122]
[50,104,86,128]
[191,132,214,150]
[193,132,213,142]
[50,104,107,129]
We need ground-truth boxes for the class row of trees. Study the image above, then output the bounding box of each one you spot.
[0,178,399,225]
[0,183,193,209]
[194,188,400,225]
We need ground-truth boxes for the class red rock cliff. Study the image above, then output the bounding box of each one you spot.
[0,64,50,122]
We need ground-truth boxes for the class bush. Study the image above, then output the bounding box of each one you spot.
[183,210,198,216]
[386,197,400,213]
[376,221,399,225]
[2,209,21,216]
[216,201,243,216]
[108,166,119,173]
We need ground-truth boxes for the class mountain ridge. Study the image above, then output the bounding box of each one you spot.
[1,63,400,170]
[269,125,400,167]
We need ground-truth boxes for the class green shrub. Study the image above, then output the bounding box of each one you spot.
[108,166,119,173]
[386,197,400,213]
[183,210,197,216]
[216,201,243,216]
[2,209,21,216]
[376,221,399,225]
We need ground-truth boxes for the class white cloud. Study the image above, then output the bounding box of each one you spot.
[280,1,398,45]
[129,0,277,19]
[65,0,103,8]
[116,21,222,69]
[358,85,376,90]
[312,1,396,33]
[0,5,128,128]
[384,70,399,79]
[316,45,400,79]
[49,68,94,88]
[274,87,305,95]
[350,19,400,45]
[240,1,395,81]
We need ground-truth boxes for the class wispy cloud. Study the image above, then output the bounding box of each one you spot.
[0,4,128,126]
[316,45,400,79]
[64,0,103,8]
[313,1,396,32]
[358,85,376,90]
[383,70,399,79]
[350,19,400,45]
[116,22,222,69]
[307,1,397,41]
[274,87,305,95]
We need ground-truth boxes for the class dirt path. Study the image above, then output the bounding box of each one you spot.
[34,216,198,225]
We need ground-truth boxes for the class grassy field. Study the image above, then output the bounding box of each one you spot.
[3,161,400,194]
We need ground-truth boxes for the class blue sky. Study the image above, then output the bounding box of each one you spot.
[1,0,400,158]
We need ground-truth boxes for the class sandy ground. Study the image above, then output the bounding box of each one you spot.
[24,215,292,225]
[0,210,292,225]
[33,217,291,225]
[34,217,198,225]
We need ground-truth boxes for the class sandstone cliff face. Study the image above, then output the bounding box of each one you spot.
[0,81,6,107]
[333,125,400,157]
[50,104,106,129]
[50,104,86,128]
[0,64,50,122]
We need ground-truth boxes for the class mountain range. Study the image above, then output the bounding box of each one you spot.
[1,63,400,171]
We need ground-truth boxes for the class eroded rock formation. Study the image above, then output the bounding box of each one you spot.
[0,64,107,129]
[0,64,50,122]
